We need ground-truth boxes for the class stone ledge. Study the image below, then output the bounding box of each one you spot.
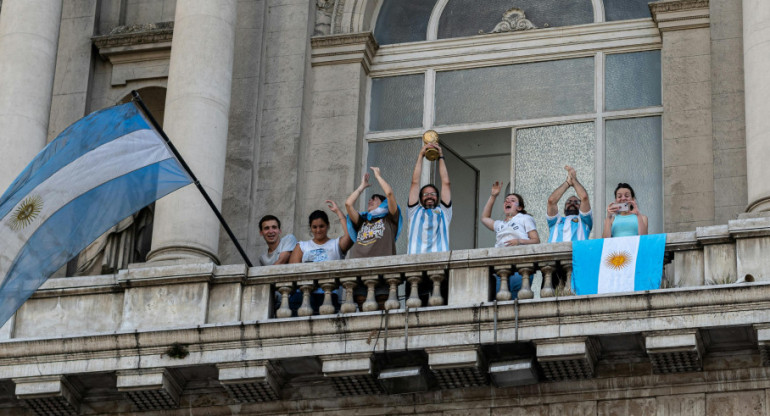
[650,0,710,32]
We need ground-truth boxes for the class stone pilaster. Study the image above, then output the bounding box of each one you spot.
[651,0,715,232]
[148,0,237,264]
[296,32,377,234]
[0,0,62,191]
[742,0,770,212]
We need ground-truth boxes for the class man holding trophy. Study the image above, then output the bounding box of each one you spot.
[407,131,453,254]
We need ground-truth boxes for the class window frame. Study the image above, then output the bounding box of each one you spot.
[363,16,663,238]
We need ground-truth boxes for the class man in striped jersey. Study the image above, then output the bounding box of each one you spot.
[546,165,593,242]
[407,143,452,254]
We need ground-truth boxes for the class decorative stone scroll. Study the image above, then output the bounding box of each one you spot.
[315,0,335,36]
[480,8,536,35]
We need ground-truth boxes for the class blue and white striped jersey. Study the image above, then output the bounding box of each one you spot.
[407,203,452,254]
[547,210,593,242]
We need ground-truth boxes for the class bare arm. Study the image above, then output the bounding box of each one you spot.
[275,251,292,265]
[630,199,648,235]
[371,167,397,216]
[602,203,617,238]
[289,244,303,263]
[547,180,570,217]
[345,173,370,225]
[567,166,591,214]
[408,145,431,206]
[328,200,353,252]
[437,146,451,205]
[481,181,501,231]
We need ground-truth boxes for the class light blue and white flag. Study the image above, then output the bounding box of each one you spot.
[572,234,666,295]
[0,102,192,326]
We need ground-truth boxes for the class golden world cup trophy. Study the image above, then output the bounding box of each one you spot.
[422,130,440,161]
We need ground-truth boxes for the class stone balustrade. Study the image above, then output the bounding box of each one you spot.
[2,214,768,340]
[0,215,768,413]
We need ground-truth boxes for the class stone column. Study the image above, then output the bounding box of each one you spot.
[0,0,62,191]
[743,0,770,212]
[148,0,237,263]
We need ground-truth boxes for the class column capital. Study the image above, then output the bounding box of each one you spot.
[649,0,710,32]
[311,32,378,72]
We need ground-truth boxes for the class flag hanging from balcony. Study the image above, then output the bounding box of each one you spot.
[571,234,666,295]
[0,102,192,327]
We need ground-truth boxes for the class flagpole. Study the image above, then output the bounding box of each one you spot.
[131,90,254,268]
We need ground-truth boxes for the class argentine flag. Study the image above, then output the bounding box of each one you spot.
[572,234,666,295]
[0,102,192,327]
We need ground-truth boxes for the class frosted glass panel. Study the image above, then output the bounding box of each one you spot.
[370,74,425,132]
[435,58,594,125]
[367,138,421,255]
[515,123,596,239]
[604,0,653,21]
[605,51,661,111]
[605,117,662,234]
[373,0,437,45]
[438,0,593,39]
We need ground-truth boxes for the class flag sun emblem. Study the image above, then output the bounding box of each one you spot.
[604,250,632,270]
[9,195,43,230]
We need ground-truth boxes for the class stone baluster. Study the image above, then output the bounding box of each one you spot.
[384,273,402,311]
[405,271,423,308]
[428,269,445,306]
[297,281,315,317]
[517,263,535,300]
[339,277,359,313]
[275,285,294,318]
[362,275,380,312]
[494,266,513,301]
[539,262,556,298]
[561,261,574,295]
[318,279,337,315]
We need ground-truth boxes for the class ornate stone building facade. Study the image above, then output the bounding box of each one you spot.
[0,0,769,415]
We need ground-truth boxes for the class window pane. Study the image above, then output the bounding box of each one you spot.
[605,117,662,234]
[604,0,653,21]
[435,58,594,126]
[514,123,596,239]
[370,74,424,132]
[605,51,661,111]
[373,0,437,45]
[367,138,421,255]
[438,0,593,39]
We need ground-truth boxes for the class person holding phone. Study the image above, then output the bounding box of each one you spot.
[602,183,648,238]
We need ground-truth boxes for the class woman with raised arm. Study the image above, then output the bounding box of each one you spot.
[290,200,353,263]
[481,181,540,298]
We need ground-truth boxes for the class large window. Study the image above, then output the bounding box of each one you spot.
[366,1,662,251]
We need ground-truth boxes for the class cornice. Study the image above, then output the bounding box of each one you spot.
[92,22,174,51]
[649,0,710,32]
[310,31,378,72]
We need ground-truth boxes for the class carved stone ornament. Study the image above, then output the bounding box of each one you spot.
[314,0,335,36]
[480,7,537,34]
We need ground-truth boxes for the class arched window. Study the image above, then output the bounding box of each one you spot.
[373,0,654,46]
[366,1,662,252]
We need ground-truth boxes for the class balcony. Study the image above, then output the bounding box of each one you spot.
[0,214,769,414]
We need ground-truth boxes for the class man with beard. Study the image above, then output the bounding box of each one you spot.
[407,143,452,254]
[546,165,593,242]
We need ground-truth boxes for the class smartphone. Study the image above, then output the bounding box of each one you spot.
[616,202,630,212]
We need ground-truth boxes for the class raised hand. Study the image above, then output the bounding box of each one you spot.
[326,200,340,213]
[491,180,502,197]
[370,166,381,178]
[565,165,576,186]
[360,172,371,189]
